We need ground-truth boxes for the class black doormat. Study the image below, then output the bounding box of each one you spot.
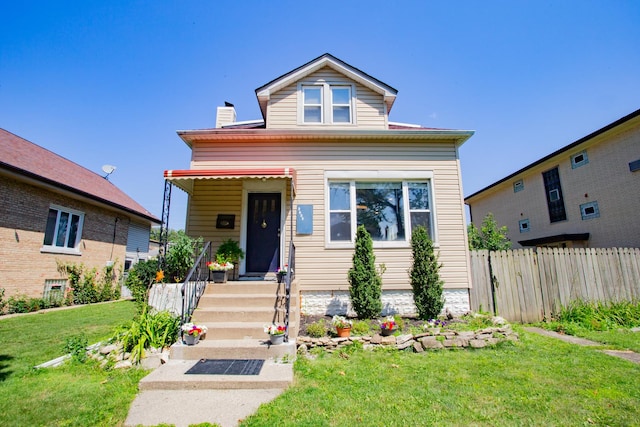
[185,359,265,376]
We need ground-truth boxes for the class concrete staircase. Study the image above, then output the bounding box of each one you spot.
[138,280,298,391]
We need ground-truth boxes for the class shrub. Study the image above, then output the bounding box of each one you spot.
[57,261,122,305]
[165,231,203,282]
[348,225,382,319]
[0,288,6,314]
[7,294,30,314]
[351,319,373,336]
[410,226,444,320]
[305,319,327,338]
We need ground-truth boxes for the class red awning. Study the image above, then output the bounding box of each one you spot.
[164,168,296,193]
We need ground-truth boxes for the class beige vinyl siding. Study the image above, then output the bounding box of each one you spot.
[266,67,387,130]
[187,138,470,291]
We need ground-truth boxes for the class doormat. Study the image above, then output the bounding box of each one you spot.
[185,359,265,376]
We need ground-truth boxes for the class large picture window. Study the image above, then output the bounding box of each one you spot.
[42,205,84,253]
[328,178,434,246]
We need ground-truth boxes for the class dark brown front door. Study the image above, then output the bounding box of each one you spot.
[246,193,281,273]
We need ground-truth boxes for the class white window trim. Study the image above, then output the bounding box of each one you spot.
[324,170,437,249]
[40,204,84,255]
[580,201,600,220]
[297,82,356,125]
[571,150,589,169]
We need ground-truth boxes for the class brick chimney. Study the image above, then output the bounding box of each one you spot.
[216,102,237,128]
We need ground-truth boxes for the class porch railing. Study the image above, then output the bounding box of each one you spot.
[180,241,212,331]
[284,241,295,342]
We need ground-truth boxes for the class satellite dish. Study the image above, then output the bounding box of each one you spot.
[102,164,117,180]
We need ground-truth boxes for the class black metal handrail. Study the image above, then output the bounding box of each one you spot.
[180,241,212,330]
[284,241,295,342]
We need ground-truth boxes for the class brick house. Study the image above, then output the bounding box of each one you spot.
[0,129,160,299]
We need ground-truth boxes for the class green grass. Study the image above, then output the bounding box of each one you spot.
[242,329,640,426]
[0,300,146,426]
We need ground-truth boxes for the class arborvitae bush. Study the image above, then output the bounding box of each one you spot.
[348,225,382,319]
[410,226,445,320]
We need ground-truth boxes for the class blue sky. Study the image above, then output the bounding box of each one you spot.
[2,1,639,230]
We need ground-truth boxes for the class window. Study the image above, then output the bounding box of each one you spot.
[300,83,354,124]
[542,167,566,223]
[580,201,600,220]
[513,179,524,193]
[302,86,322,123]
[42,205,84,253]
[571,150,589,169]
[327,177,434,246]
[519,219,530,233]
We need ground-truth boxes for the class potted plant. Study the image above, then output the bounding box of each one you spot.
[181,322,207,345]
[216,239,245,280]
[276,265,289,283]
[264,323,287,345]
[379,315,398,336]
[207,255,234,283]
[332,315,353,337]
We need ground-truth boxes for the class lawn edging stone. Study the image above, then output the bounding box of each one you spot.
[296,325,518,354]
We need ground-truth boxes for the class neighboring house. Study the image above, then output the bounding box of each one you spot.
[0,129,160,299]
[465,108,640,249]
[163,53,474,315]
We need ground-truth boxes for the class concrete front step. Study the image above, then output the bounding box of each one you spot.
[192,306,293,323]
[139,358,293,391]
[170,338,297,360]
[204,282,286,295]
[198,293,297,308]
[178,322,299,342]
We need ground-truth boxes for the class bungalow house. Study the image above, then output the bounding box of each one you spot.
[163,53,474,316]
[0,129,160,300]
[465,108,640,249]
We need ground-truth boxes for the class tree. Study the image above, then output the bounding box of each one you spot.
[467,213,512,251]
[348,225,383,319]
[410,226,445,320]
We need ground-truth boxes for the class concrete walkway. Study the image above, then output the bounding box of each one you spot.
[124,388,285,427]
[524,327,640,364]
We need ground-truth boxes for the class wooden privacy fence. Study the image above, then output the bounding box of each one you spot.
[469,247,640,323]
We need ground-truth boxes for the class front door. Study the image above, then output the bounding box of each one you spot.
[246,193,281,273]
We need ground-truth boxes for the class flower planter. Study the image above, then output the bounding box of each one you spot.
[277,272,286,284]
[380,328,397,337]
[211,271,228,283]
[183,334,200,346]
[336,327,351,338]
[269,334,285,345]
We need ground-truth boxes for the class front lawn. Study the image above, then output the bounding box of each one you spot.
[242,328,640,426]
[0,300,145,427]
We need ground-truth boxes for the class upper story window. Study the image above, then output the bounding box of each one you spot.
[300,83,354,125]
[326,171,435,247]
[571,150,589,169]
[542,167,566,223]
[513,179,524,193]
[42,205,84,254]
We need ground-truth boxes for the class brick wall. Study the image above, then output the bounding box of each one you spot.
[0,176,131,298]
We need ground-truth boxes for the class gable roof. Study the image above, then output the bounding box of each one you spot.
[465,107,640,203]
[255,53,398,120]
[0,128,159,223]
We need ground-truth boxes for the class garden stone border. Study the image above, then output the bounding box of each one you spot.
[296,324,518,354]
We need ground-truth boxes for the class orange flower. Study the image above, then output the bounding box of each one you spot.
[156,270,165,283]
